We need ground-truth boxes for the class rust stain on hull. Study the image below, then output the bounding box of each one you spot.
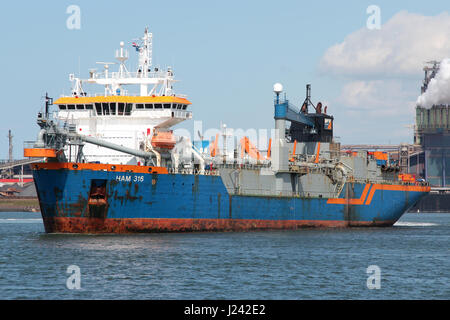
[42,217,397,234]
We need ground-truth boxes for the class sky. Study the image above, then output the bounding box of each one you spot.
[0,0,449,159]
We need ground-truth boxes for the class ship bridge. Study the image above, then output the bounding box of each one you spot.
[274,84,333,143]
[41,27,194,165]
[54,95,192,128]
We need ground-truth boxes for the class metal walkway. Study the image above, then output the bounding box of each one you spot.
[0,158,44,170]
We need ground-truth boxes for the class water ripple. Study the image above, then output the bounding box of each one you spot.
[0,212,448,299]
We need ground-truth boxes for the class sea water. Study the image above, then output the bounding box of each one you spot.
[0,212,448,299]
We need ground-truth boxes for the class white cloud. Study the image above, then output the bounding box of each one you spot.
[338,80,417,117]
[318,11,450,143]
[339,81,379,109]
[320,11,450,77]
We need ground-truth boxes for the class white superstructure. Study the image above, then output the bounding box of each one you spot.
[54,28,192,164]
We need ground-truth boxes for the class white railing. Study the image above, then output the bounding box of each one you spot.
[59,92,188,99]
[92,71,170,80]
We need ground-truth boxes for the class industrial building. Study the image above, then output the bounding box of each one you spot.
[410,61,450,211]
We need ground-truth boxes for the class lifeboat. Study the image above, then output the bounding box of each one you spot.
[151,130,176,149]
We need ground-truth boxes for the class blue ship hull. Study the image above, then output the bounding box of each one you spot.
[31,163,430,233]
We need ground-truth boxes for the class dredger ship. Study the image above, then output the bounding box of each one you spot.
[24,28,430,233]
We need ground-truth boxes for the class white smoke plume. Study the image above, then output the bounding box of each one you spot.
[417,58,450,108]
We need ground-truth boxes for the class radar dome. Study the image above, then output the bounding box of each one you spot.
[273,83,283,93]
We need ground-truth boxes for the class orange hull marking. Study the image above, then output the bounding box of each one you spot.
[24,148,57,158]
[211,133,219,157]
[327,184,371,205]
[365,184,431,205]
[314,142,321,163]
[267,138,272,159]
[373,151,388,161]
[327,120,332,130]
[32,162,168,174]
[290,140,297,162]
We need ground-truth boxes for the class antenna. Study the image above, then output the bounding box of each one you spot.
[95,62,116,67]
[116,42,129,63]
[45,92,53,118]
[301,84,316,112]
[89,68,97,79]
[8,129,13,163]
[115,41,129,77]
[132,27,153,76]
[62,28,177,98]
[95,62,116,81]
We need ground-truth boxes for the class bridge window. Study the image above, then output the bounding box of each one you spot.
[59,105,67,110]
[102,103,109,115]
[154,103,162,109]
[85,104,93,110]
[182,105,187,110]
[95,103,102,116]
[136,103,144,109]
[176,104,182,110]
[76,104,84,110]
[118,103,124,115]
[110,103,116,115]
[125,103,132,115]
[164,104,171,109]
[68,104,75,110]
[145,104,153,109]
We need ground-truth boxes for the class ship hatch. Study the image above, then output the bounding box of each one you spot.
[88,179,108,218]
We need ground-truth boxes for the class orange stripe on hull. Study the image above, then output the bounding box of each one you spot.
[327,183,371,205]
[327,183,430,206]
[42,217,397,233]
[365,184,431,205]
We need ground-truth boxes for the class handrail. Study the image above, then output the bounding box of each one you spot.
[59,92,188,99]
